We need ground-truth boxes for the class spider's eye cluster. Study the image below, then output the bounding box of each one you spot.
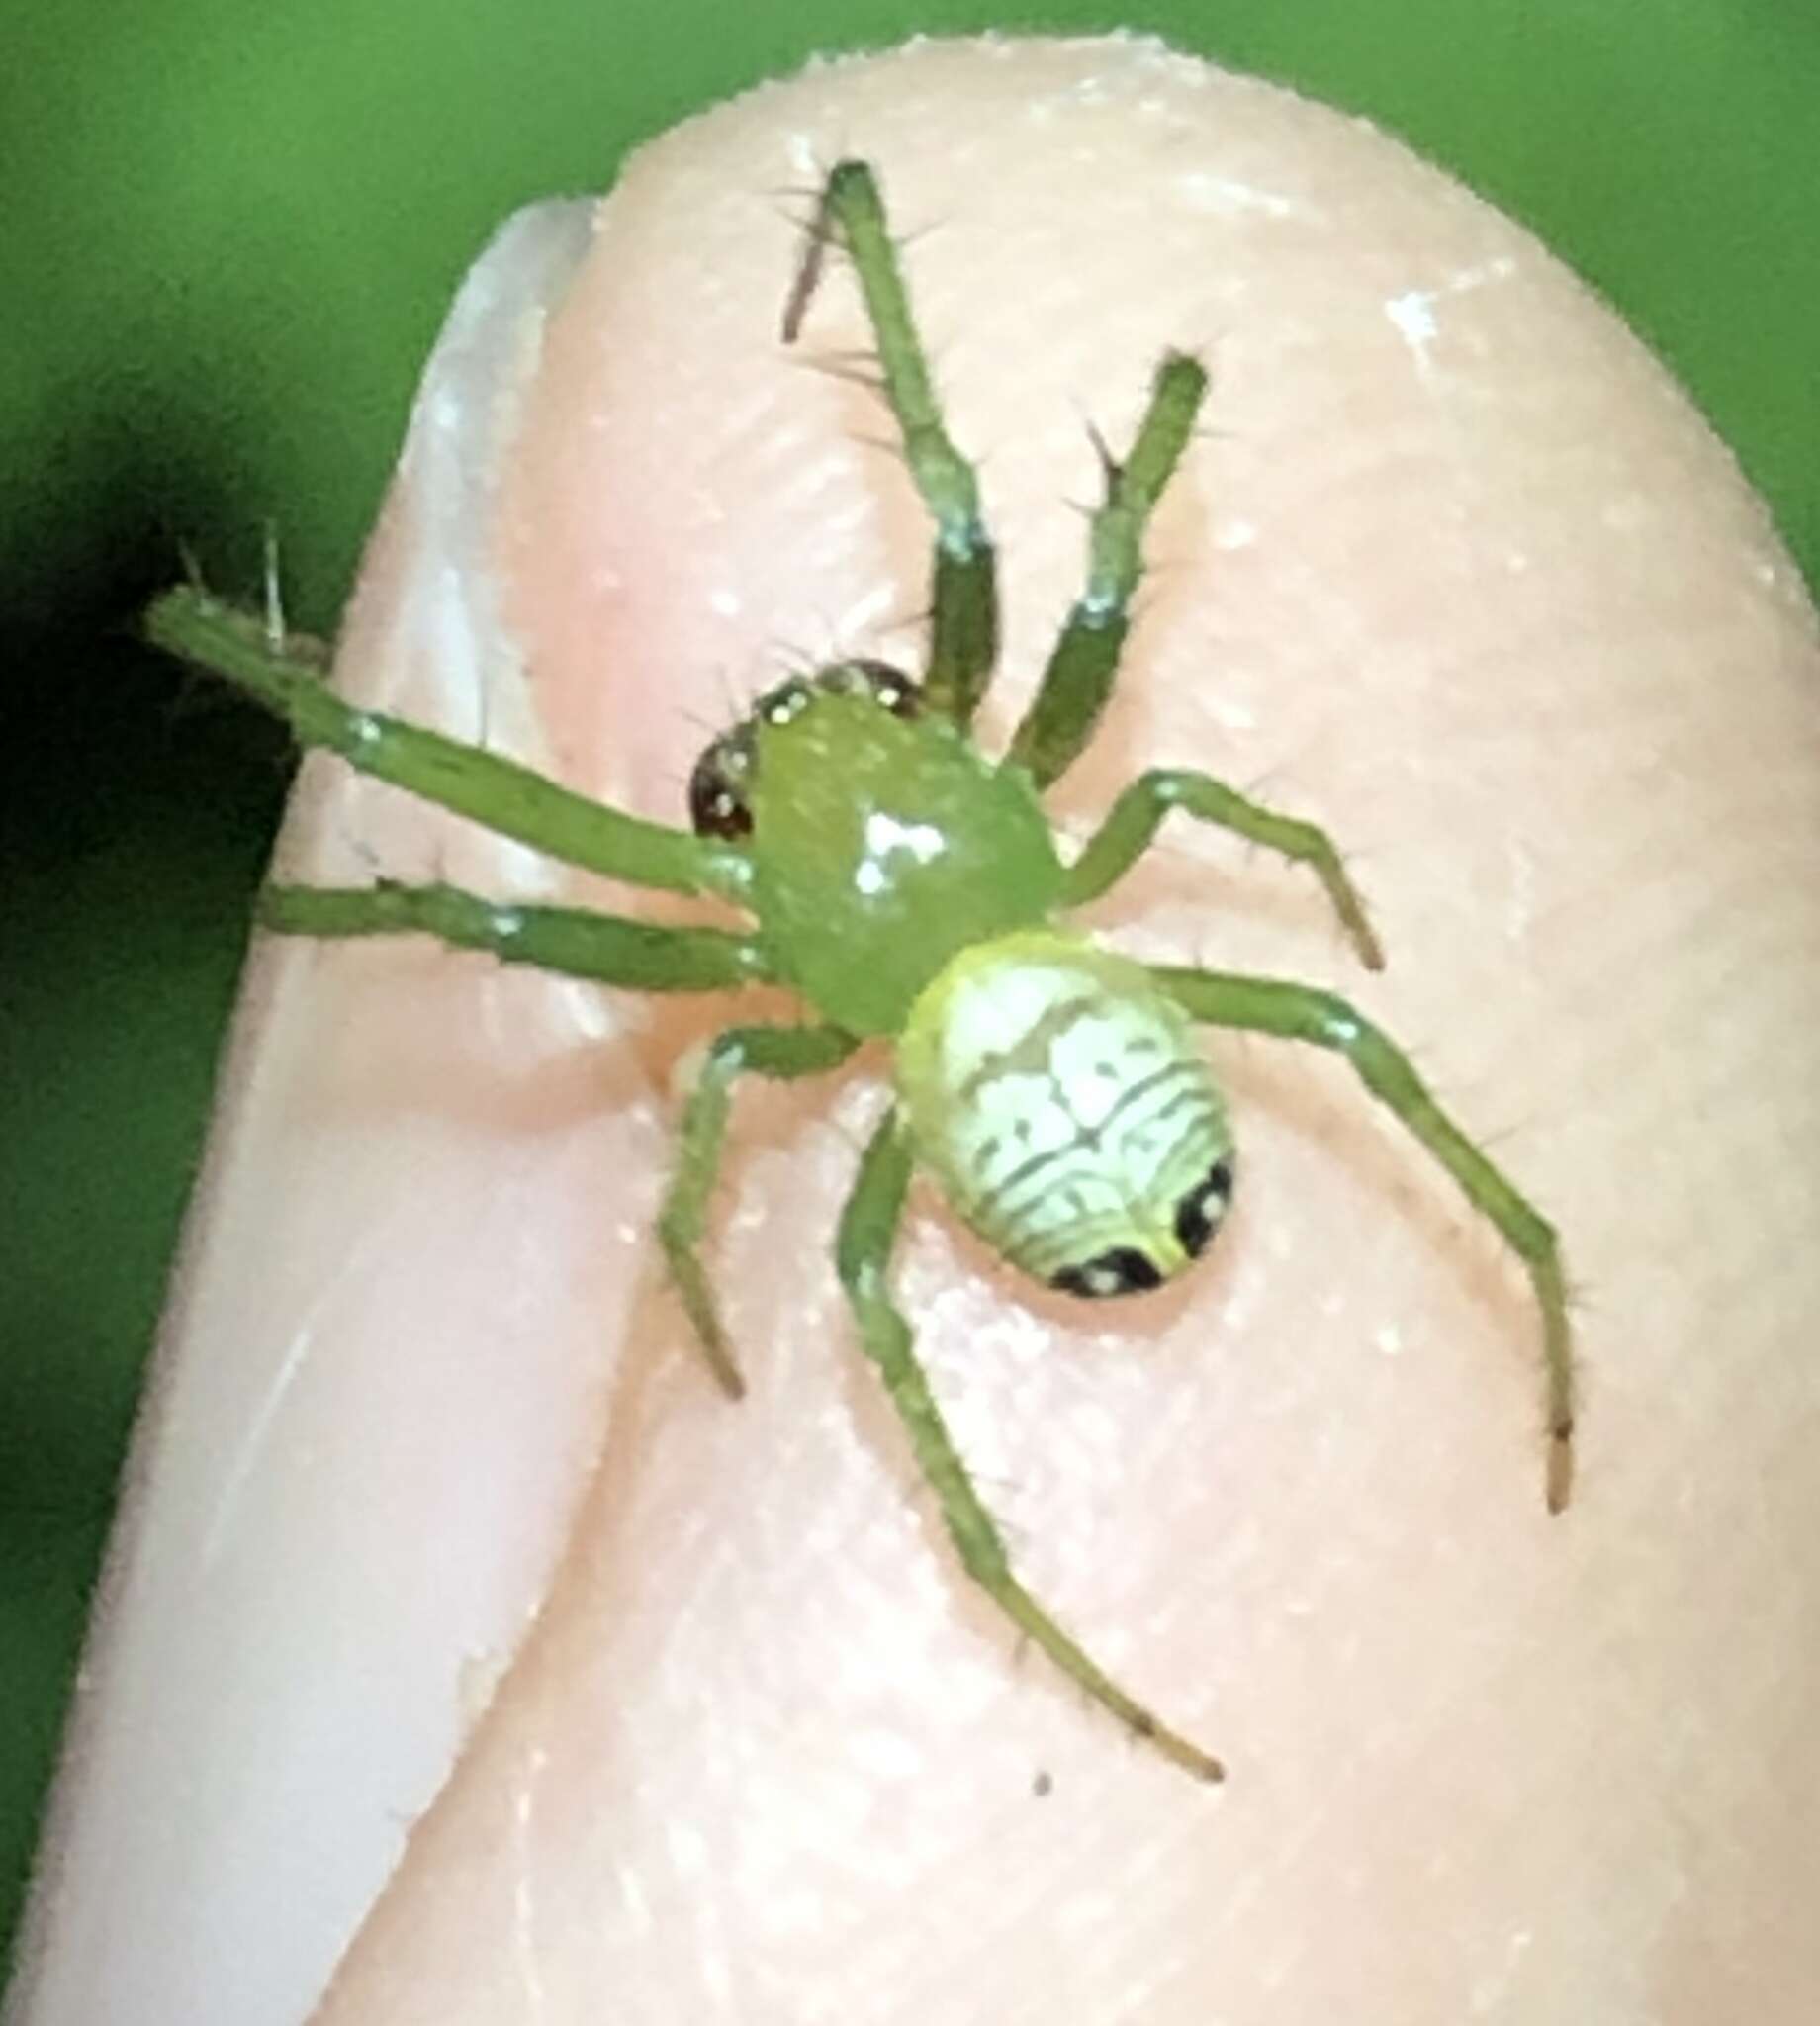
[686,725,758,839]
[827,659,920,718]
[685,660,920,841]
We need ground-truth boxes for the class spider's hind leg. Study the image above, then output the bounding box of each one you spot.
[783,160,997,729]
[144,588,748,902]
[834,1108,1226,1784]
[1153,965,1575,1513]
[1063,766,1385,971]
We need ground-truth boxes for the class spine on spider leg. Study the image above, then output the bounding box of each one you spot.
[145,586,353,740]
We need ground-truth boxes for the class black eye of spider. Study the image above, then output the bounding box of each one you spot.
[1050,1247,1165,1299]
[1173,1157,1235,1259]
[686,743,754,839]
[758,678,812,725]
[845,659,920,716]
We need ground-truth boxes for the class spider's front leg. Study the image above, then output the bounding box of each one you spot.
[783,160,997,728]
[835,1109,1226,1784]
[144,588,750,904]
[1007,349,1209,791]
[1154,966,1575,1513]
[1063,766,1385,970]
[657,1021,859,1398]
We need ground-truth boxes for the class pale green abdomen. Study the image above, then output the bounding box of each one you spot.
[895,930,1234,1293]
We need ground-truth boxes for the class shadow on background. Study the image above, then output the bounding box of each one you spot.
[2,0,1816,1980]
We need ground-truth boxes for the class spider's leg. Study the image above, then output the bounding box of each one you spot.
[658,1022,859,1398]
[835,1107,1225,1784]
[1063,767,1385,970]
[1006,352,1207,791]
[1153,966,1575,1513]
[783,160,996,728]
[145,588,750,903]
[260,880,769,990]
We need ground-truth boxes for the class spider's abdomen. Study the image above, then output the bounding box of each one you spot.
[896,930,1234,1295]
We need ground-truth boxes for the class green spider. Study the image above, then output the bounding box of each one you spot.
[148,159,1574,1785]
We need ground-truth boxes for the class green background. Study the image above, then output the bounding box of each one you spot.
[3,0,1816,1977]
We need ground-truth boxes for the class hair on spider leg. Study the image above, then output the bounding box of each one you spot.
[310,797,391,887]
[165,550,334,667]
[756,636,831,687]
[871,590,940,657]
[668,664,769,769]
[419,831,463,891]
[669,688,736,743]
[259,518,289,656]
[761,610,922,686]
[791,338,883,374]
[847,415,1002,493]
[1559,1264,1600,1332]
[470,661,495,757]
[885,590,940,641]
[1082,414,1123,491]
[759,123,854,222]
[879,213,949,263]
[1448,1086,1561,1166]
[885,1439,1033,1516]
[775,585,935,688]
[1189,415,1240,452]
[885,1443,1040,1556]
[148,562,311,738]
[793,350,891,398]
[791,186,956,271]
[654,757,704,812]
[756,596,874,676]
[762,177,837,227]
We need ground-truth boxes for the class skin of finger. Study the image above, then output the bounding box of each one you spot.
[279,33,1820,2026]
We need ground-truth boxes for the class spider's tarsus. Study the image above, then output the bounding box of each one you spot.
[1353,914,1388,973]
[1546,1427,1575,1515]
[1132,1709,1226,1785]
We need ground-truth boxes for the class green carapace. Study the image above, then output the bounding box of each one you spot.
[148,160,1575,1785]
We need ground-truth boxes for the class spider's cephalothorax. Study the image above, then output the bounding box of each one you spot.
[696,673,1240,1297]
[687,658,919,840]
[154,156,1576,1787]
